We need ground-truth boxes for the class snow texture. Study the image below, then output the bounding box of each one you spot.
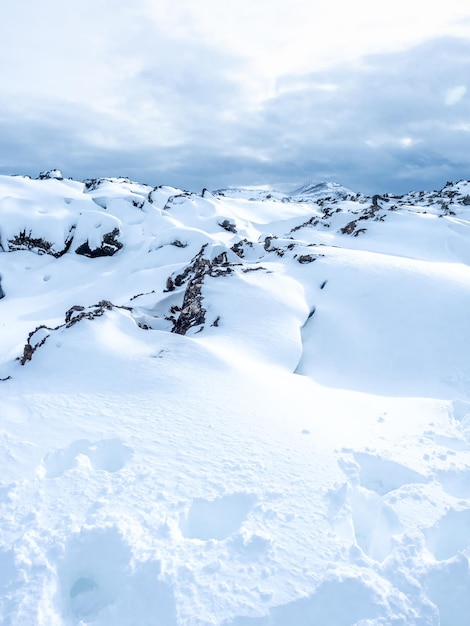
[1,174,470,625]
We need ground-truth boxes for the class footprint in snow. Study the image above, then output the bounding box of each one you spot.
[434,467,470,499]
[58,526,177,624]
[326,480,403,562]
[351,452,428,496]
[180,492,257,541]
[333,452,431,561]
[451,398,470,422]
[40,438,132,478]
[0,549,18,591]
[421,553,470,624]
[449,398,470,442]
[430,433,470,452]
[348,485,403,562]
[425,508,470,561]
[0,483,13,503]
[225,574,400,625]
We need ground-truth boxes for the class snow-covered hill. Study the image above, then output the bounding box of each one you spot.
[1,171,470,625]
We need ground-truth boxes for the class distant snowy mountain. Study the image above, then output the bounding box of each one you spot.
[213,180,355,202]
[212,185,288,201]
[1,172,470,625]
[289,180,355,200]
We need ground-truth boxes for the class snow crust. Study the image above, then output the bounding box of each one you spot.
[1,175,470,625]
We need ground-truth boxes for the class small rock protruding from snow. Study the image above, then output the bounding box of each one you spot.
[37,169,64,180]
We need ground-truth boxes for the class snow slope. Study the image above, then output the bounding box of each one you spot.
[1,172,470,625]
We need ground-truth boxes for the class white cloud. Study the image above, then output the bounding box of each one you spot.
[142,0,470,94]
[400,137,415,148]
[451,122,470,131]
[445,85,467,105]
[365,136,418,149]
[3,0,469,110]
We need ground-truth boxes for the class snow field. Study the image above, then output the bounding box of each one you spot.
[1,174,470,624]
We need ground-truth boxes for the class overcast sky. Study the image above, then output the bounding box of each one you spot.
[1,0,470,193]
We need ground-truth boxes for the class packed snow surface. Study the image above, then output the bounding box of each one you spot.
[1,172,470,625]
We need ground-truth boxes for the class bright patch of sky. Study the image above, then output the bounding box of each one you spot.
[144,0,470,98]
[0,0,470,192]
[445,85,467,105]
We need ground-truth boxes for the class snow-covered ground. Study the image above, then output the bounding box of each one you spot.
[1,171,470,625]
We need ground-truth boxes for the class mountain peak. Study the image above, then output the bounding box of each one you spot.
[290,180,355,199]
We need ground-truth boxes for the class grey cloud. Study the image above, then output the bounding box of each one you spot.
[244,37,470,192]
[1,36,469,194]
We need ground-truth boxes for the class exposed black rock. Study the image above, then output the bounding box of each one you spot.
[64,300,131,326]
[290,216,318,233]
[129,289,157,302]
[75,228,123,258]
[165,277,175,292]
[219,219,237,233]
[297,254,317,264]
[64,305,86,324]
[263,236,285,256]
[340,220,359,235]
[132,198,145,209]
[37,169,63,180]
[19,301,132,365]
[83,178,104,192]
[6,227,75,257]
[162,192,192,210]
[231,239,254,258]
[8,231,55,255]
[242,266,267,273]
[340,202,386,235]
[170,246,234,335]
[20,325,57,365]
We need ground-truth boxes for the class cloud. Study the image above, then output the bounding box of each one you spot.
[143,0,470,84]
[228,36,470,193]
[0,13,470,195]
[445,85,467,105]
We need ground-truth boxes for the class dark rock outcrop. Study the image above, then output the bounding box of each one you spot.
[37,169,63,180]
[169,246,234,335]
[75,229,123,258]
[7,227,75,257]
[219,219,237,233]
[19,301,131,365]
